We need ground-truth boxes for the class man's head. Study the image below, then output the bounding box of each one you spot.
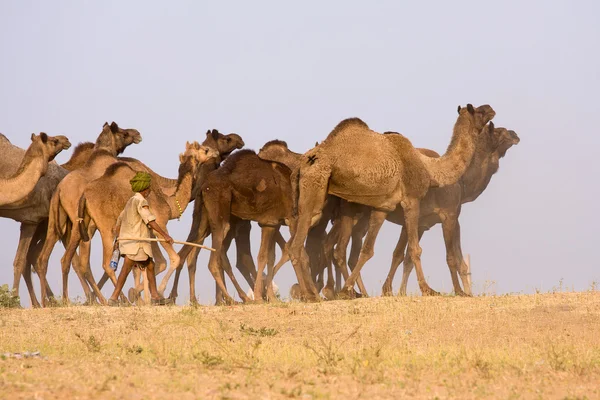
[130,171,152,196]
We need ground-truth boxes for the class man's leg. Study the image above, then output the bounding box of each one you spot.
[109,257,134,302]
[145,258,161,301]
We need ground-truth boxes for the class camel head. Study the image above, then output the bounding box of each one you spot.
[457,104,496,134]
[183,141,220,165]
[491,123,520,158]
[30,132,72,162]
[258,140,289,163]
[102,121,143,155]
[204,129,245,158]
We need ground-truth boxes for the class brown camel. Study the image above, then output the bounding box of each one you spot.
[197,149,294,304]
[35,122,142,306]
[288,104,496,300]
[257,140,340,295]
[0,133,71,206]
[167,130,286,304]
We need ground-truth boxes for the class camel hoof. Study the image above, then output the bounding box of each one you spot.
[381,285,394,297]
[128,288,140,304]
[336,288,354,300]
[322,286,335,301]
[422,287,440,296]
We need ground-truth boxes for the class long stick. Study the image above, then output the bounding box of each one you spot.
[117,237,215,252]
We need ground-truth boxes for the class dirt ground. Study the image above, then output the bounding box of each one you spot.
[1,291,599,399]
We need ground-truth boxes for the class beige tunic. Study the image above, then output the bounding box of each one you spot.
[116,193,157,261]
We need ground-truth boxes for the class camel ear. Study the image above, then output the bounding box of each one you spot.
[186,141,191,149]
[103,122,109,128]
[31,133,36,142]
[110,121,119,133]
[40,132,48,143]
[179,153,184,163]
[489,121,495,132]
[467,104,475,114]
[457,105,461,114]
[211,129,220,140]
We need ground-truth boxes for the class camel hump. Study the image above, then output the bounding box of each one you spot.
[417,148,441,158]
[261,139,288,149]
[328,117,369,138]
[104,161,133,177]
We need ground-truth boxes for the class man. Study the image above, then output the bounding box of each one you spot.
[108,171,174,306]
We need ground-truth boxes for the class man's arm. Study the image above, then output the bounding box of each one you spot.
[148,220,174,245]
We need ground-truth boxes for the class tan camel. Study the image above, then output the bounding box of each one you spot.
[197,149,294,304]
[383,123,521,295]
[322,123,519,297]
[74,142,218,305]
[288,104,496,300]
[35,122,142,306]
[60,142,95,171]
[0,131,132,307]
[0,133,71,206]
[76,129,244,304]
[0,134,72,307]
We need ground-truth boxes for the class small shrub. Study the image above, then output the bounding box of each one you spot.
[239,323,278,337]
[75,333,102,353]
[0,284,20,308]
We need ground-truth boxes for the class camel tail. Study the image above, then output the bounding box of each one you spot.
[77,194,90,242]
[291,167,300,219]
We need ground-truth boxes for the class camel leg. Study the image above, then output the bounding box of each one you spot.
[348,215,369,296]
[234,219,257,287]
[253,226,277,302]
[151,241,167,275]
[37,222,62,307]
[156,225,180,295]
[452,220,472,295]
[440,215,467,296]
[331,212,355,291]
[266,249,286,302]
[12,224,38,307]
[399,228,426,296]
[169,207,211,302]
[340,210,387,297]
[403,199,438,296]
[288,168,329,301]
[382,228,408,296]
[60,227,92,304]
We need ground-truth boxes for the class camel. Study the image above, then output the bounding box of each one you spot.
[0,133,71,206]
[60,142,95,171]
[320,122,520,298]
[257,140,343,296]
[382,123,521,296]
[166,130,291,304]
[74,142,218,305]
[197,149,294,304]
[35,122,142,306]
[288,104,496,301]
[0,135,71,307]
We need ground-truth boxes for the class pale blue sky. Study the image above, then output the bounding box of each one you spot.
[1,1,598,306]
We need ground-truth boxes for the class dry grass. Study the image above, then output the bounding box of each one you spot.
[1,291,599,399]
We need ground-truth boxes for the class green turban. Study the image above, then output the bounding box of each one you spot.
[130,172,152,192]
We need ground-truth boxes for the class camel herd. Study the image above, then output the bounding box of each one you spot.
[0,103,520,307]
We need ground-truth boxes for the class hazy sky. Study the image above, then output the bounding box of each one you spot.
[1,1,598,306]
